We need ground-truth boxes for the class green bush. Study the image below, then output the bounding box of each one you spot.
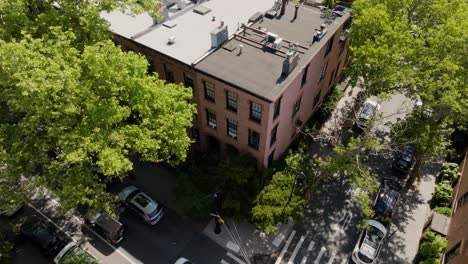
[439,162,459,183]
[433,206,452,217]
[0,235,14,264]
[418,231,447,263]
[431,181,453,208]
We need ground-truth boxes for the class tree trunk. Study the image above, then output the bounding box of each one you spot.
[405,153,423,190]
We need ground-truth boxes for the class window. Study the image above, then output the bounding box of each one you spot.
[274,97,282,119]
[204,81,215,102]
[250,102,262,123]
[325,35,334,56]
[270,125,278,146]
[329,68,336,86]
[226,91,238,112]
[444,242,461,264]
[456,191,468,212]
[206,110,216,128]
[184,72,194,88]
[313,90,322,110]
[292,96,302,118]
[248,129,260,150]
[268,150,275,167]
[147,57,156,74]
[319,63,328,81]
[191,128,200,143]
[163,63,174,83]
[301,64,310,87]
[227,119,237,139]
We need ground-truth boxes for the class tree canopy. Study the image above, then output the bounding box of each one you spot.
[0,0,195,213]
[347,0,468,186]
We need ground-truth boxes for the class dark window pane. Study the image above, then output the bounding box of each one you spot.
[274,97,282,119]
[248,129,260,150]
[204,81,216,102]
[301,64,310,87]
[250,102,262,123]
[164,63,175,83]
[184,72,194,88]
[292,96,302,118]
[227,119,237,139]
[270,125,278,146]
[206,110,216,128]
[226,91,238,112]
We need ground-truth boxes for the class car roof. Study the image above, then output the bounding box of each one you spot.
[376,189,399,212]
[130,192,158,214]
[90,212,122,232]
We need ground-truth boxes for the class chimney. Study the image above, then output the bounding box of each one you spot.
[239,44,244,54]
[294,5,299,20]
[280,0,287,16]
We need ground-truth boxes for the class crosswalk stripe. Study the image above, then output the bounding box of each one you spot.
[300,256,308,264]
[327,252,336,264]
[307,240,315,251]
[274,230,296,264]
[287,236,305,264]
[226,252,247,264]
[314,247,326,264]
[221,260,230,264]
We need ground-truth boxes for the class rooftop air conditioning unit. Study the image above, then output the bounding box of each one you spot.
[208,121,217,128]
[273,38,283,49]
[211,24,228,48]
[228,131,237,139]
[266,32,278,43]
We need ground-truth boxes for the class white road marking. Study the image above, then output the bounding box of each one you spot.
[340,258,348,264]
[274,230,296,264]
[221,260,230,264]
[227,252,247,264]
[307,240,315,251]
[300,256,308,264]
[226,241,241,253]
[287,236,305,264]
[30,195,137,264]
[273,233,286,247]
[327,252,336,264]
[314,247,326,264]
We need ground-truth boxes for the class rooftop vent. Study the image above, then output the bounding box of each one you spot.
[313,24,328,42]
[282,50,299,75]
[211,23,228,48]
[249,12,263,23]
[222,43,237,52]
[194,5,211,15]
[266,32,278,43]
[167,36,176,45]
[163,21,177,28]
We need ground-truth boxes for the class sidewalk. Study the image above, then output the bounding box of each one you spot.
[380,161,439,264]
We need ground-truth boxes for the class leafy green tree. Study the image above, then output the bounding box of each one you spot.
[251,171,305,233]
[433,206,451,217]
[0,235,13,264]
[319,134,381,226]
[0,32,195,213]
[348,0,468,187]
[439,162,459,183]
[322,0,336,9]
[419,231,447,263]
[431,181,453,208]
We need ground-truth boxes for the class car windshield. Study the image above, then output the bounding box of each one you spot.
[358,251,374,263]
[147,205,161,219]
[31,223,55,245]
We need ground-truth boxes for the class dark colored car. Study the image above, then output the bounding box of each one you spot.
[86,211,127,245]
[392,145,416,173]
[373,180,402,219]
[21,217,66,256]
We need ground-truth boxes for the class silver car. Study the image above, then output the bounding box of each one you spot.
[356,100,380,129]
[118,185,164,225]
[351,220,387,264]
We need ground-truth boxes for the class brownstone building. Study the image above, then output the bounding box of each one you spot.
[102,0,351,167]
[442,150,468,264]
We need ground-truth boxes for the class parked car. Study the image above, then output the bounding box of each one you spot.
[85,211,127,245]
[118,185,164,225]
[21,217,66,256]
[175,257,193,264]
[392,144,416,173]
[351,220,387,264]
[54,242,98,264]
[373,180,401,219]
[356,100,381,129]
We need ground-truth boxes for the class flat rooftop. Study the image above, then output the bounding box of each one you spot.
[101,0,275,65]
[196,3,351,102]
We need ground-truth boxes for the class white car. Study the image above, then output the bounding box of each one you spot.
[351,220,387,264]
[118,185,164,225]
[54,242,98,264]
[175,257,193,264]
[356,100,381,129]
